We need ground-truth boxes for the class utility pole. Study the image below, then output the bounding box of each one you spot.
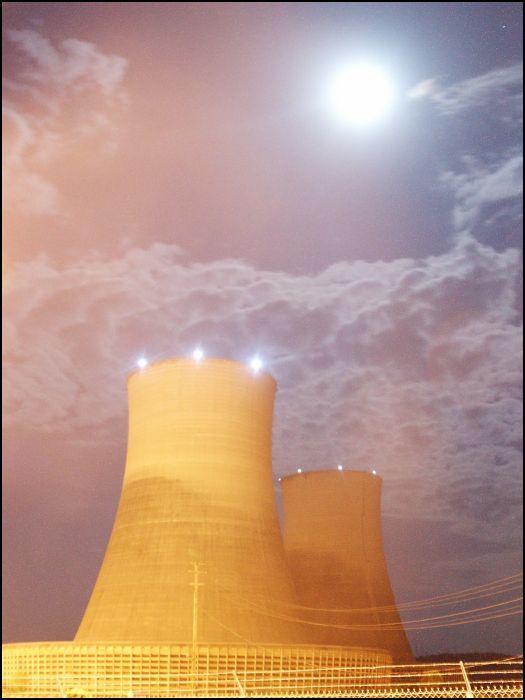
[459,660,475,699]
[190,562,205,696]
[232,671,246,697]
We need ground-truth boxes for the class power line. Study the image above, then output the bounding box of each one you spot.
[228,573,523,615]
[217,589,522,631]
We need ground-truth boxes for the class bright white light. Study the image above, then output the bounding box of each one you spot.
[372,469,377,475]
[192,347,204,362]
[137,357,148,370]
[250,355,263,373]
[327,62,396,126]
[297,468,302,474]
[338,465,343,471]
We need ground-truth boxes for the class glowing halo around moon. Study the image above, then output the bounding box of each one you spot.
[327,62,396,127]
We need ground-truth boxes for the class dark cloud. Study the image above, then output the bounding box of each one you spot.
[3,237,521,530]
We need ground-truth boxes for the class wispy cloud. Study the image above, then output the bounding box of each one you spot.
[2,29,128,218]
[408,63,523,118]
[440,151,523,246]
[409,64,523,248]
[6,30,127,97]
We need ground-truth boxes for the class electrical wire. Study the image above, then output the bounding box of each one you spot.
[217,589,522,631]
[228,573,522,615]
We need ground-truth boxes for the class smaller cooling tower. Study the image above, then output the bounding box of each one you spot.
[281,470,413,663]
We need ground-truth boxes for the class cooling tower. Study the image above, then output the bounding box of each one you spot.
[4,359,396,697]
[76,358,303,644]
[281,470,413,663]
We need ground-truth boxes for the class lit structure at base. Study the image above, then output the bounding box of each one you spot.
[281,470,413,663]
[3,357,414,697]
[2,642,391,698]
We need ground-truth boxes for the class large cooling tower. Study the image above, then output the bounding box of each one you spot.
[76,358,304,644]
[281,470,413,663]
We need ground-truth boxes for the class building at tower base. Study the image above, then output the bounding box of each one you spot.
[2,642,391,698]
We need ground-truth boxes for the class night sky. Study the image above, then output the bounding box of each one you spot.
[2,2,523,657]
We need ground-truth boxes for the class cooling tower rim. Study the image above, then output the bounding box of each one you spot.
[279,468,382,483]
[127,356,276,385]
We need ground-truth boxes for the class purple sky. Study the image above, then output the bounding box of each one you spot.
[2,2,523,656]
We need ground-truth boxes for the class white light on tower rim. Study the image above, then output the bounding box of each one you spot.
[297,468,302,474]
[372,469,377,475]
[250,355,263,373]
[337,465,343,471]
[192,347,204,363]
[137,357,148,370]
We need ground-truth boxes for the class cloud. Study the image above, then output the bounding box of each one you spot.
[6,30,127,97]
[3,238,522,551]
[408,63,523,118]
[440,151,523,247]
[408,64,523,249]
[2,29,128,218]
[2,104,63,216]
[406,78,439,101]
[433,63,523,119]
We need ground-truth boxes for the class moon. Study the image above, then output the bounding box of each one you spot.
[327,62,396,127]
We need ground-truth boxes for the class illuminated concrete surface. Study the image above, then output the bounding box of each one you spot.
[281,470,414,663]
[76,358,304,643]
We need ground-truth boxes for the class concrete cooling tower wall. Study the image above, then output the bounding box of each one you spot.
[76,358,305,644]
[281,470,413,663]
